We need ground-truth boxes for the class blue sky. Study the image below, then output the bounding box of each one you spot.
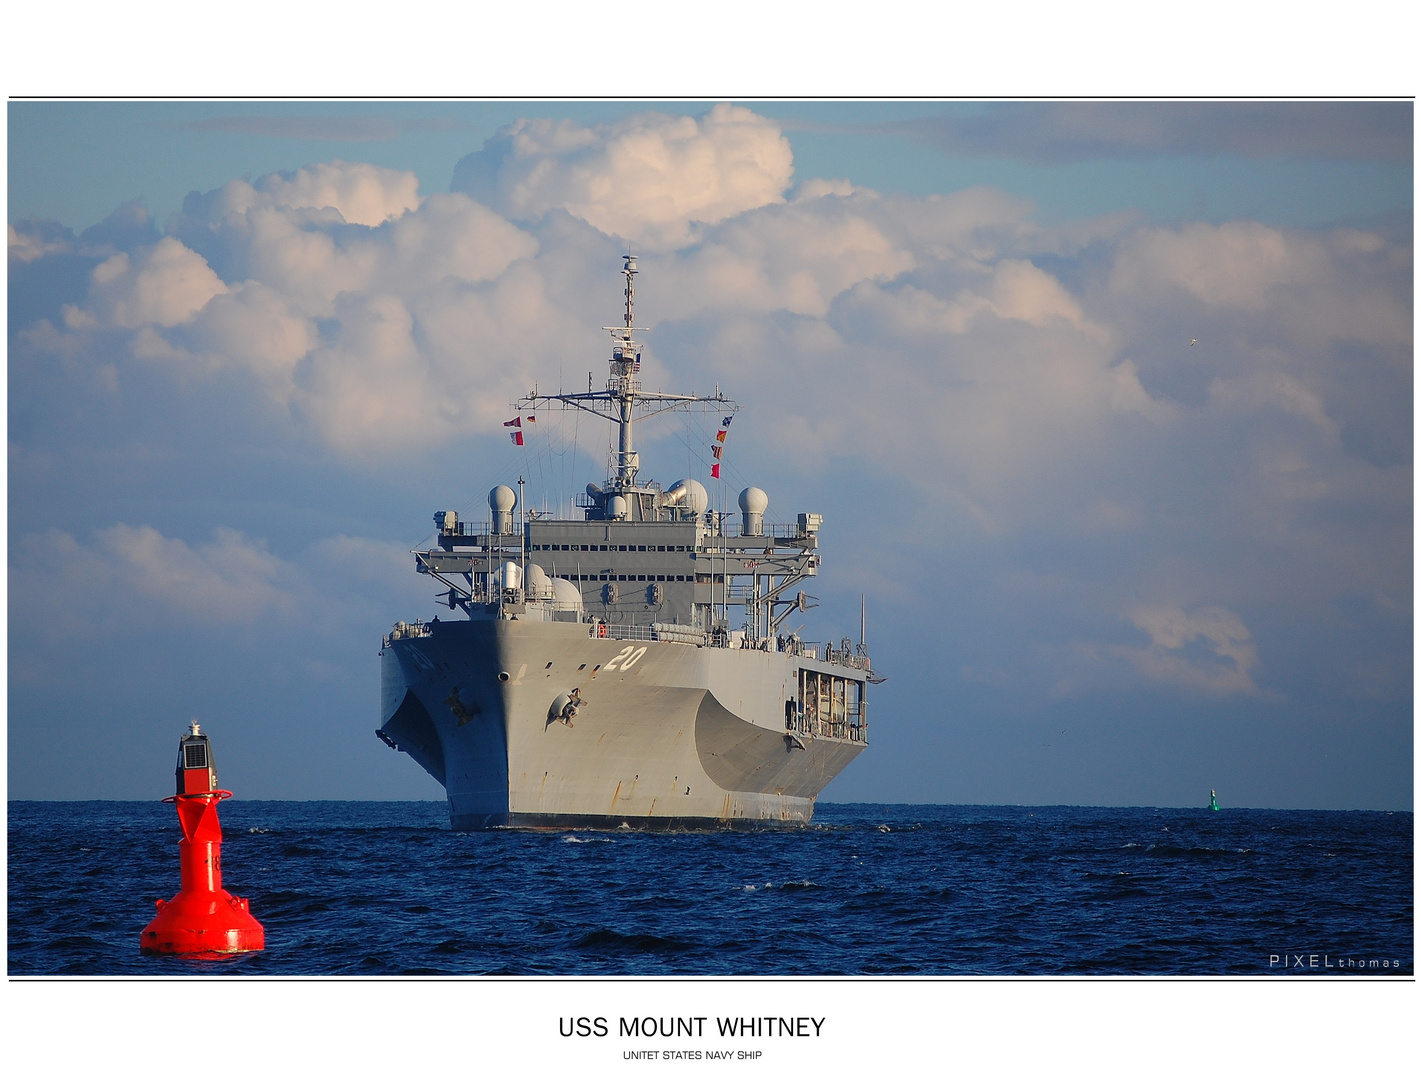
[8,100,1414,809]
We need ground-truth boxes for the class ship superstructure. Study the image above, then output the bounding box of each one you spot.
[378,256,875,829]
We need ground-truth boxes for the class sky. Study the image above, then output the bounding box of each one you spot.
[7,99,1414,810]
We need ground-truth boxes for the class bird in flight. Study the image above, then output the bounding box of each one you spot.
[1190,338,1197,346]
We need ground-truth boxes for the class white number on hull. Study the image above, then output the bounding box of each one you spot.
[604,645,648,672]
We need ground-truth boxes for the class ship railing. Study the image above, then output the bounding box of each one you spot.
[721,521,807,540]
[385,620,433,647]
[780,640,870,670]
[598,623,658,642]
[788,715,869,743]
[824,649,871,671]
[594,622,711,646]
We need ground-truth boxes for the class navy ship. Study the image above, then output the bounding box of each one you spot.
[377,256,876,829]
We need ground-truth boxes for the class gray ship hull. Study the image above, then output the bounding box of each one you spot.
[379,619,866,829]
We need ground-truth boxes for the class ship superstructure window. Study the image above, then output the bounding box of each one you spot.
[796,670,867,742]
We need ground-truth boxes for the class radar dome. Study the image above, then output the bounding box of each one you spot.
[525,562,552,599]
[489,484,516,534]
[739,486,768,536]
[552,577,584,611]
[667,479,708,515]
[608,494,628,520]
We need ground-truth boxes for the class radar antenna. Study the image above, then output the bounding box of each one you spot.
[518,254,734,492]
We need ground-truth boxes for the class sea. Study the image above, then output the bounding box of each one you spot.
[7,801,1412,977]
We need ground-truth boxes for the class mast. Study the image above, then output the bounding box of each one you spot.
[517,255,735,502]
[605,253,648,487]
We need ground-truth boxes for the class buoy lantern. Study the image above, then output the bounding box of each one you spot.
[140,722,265,955]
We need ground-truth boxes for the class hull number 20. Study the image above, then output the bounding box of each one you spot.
[605,645,647,671]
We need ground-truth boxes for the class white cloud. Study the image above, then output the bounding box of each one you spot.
[10,525,435,643]
[12,525,302,637]
[9,221,71,262]
[87,237,228,328]
[988,259,1098,333]
[1207,369,1339,439]
[297,292,435,453]
[655,198,915,318]
[1107,221,1411,350]
[1117,605,1263,696]
[451,104,794,249]
[10,114,1411,677]
[181,160,421,227]
[181,280,318,386]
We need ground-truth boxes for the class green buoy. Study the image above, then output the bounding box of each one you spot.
[1209,789,1220,811]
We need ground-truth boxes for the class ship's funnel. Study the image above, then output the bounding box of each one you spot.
[739,486,768,536]
[489,485,516,534]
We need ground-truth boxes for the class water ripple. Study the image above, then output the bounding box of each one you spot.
[6,801,1412,976]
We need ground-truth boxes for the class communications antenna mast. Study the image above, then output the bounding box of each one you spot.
[518,254,734,494]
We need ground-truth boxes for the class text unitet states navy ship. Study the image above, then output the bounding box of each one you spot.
[378,256,882,829]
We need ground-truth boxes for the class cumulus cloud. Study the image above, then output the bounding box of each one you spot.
[11,526,303,639]
[82,237,228,329]
[451,103,794,249]
[10,525,433,644]
[179,280,317,385]
[168,186,535,316]
[1106,221,1411,350]
[21,161,552,454]
[1117,605,1263,696]
[1207,369,1339,440]
[16,121,1408,545]
[9,110,1411,682]
[181,160,422,227]
[653,195,915,318]
[9,220,73,262]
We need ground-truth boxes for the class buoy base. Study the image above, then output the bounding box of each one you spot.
[140,889,265,955]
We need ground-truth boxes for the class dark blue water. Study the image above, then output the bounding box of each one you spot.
[7,801,1411,976]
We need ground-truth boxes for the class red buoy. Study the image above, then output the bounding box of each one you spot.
[140,722,265,955]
